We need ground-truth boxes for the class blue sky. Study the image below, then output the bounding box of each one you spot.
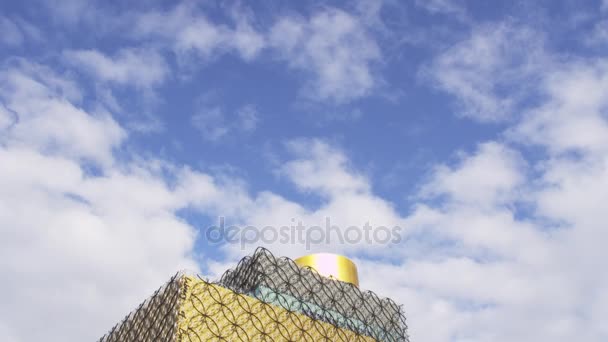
[1,0,608,341]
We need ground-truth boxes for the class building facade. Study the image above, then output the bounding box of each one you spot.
[99,248,409,342]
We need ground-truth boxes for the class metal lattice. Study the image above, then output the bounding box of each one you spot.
[99,248,409,342]
[219,247,408,342]
[100,273,182,342]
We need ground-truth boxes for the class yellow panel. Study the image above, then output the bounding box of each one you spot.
[176,276,375,342]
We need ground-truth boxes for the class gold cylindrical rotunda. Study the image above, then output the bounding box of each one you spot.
[294,253,359,287]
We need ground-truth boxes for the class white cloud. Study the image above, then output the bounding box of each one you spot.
[367,27,608,342]
[133,3,265,62]
[132,4,382,103]
[184,128,592,339]
[17,2,386,108]
[65,48,169,88]
[195,126,608,342]
[0,61,251,341]
[205,139,406,260]
[281,139,370,197]
[191,102,260,141]
[0,62,124,167]
[421,142,525,207]
[426,23,545,122]
[0,146,203,341]
[269,9,381,103]
[229,9,267,61]
[191,106,230,141]
[510,59,608,155]
[351,138,605,342]
[64,48,170,132]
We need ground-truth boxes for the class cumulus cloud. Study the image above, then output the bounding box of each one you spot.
[354,138,606,341]
[200,138,406,261]
[0,149,203,341]
[269,9,381,103]
[509,59,608,155]
[281,139,370,197]
[420,142,525,207]
[426,23,546,122]
[0,61,253,341]
[375,24,608,342]
[0,61,124,167]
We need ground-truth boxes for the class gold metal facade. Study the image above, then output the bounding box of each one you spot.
[100,274,375,341]
[178,276,375,341]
